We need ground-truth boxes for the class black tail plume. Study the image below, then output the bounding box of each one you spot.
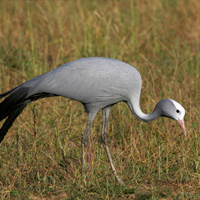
[0,87,30,121]
[0,86,58,143]
[0,104,27,143]
[0,87,30,143]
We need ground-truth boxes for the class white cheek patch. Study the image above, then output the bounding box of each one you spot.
[169,99,185,120]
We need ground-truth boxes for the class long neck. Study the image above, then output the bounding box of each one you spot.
[128,98,160,122]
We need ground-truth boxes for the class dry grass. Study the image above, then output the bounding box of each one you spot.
[0,0,199,199]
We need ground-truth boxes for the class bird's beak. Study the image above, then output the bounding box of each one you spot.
[178,119,186,136]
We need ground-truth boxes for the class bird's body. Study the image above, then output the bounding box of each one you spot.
[19,57,142,114]
[0,57,186,184]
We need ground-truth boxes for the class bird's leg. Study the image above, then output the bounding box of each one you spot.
[81,112,96,186]
[101,107,124,185]
[81,124,90,186]
[81,122,91,147]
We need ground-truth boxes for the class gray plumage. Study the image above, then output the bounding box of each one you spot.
[0,57,186,183]
[0,57,186,141]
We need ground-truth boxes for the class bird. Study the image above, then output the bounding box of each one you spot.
[0,57,186,184]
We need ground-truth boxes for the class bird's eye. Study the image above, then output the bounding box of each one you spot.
[176,110,180,113]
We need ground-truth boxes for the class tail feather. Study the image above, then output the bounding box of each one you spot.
[0,87,30,121]
[0,86,58,143]
[0,86,18,99]
[0,104,27,143]
[0,87,31,143]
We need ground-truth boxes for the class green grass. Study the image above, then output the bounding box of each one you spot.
[0,0,200,199]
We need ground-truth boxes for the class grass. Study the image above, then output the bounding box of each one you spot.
[0,0,200,199]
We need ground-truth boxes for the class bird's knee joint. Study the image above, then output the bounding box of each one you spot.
[81,136,89,147]
[101,134,108,144]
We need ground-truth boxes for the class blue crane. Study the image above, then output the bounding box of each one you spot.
[0,57,186,184]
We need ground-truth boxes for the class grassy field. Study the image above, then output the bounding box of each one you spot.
[0,0,199,199]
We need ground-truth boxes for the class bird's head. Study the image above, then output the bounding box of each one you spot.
[155,99,186,136]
